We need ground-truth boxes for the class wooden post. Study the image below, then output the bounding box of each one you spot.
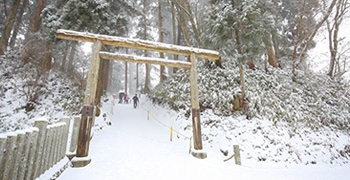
[233,145,241,165]
[61,118,71,159]
[9,131,25,180]
[32,119,48,179]
[17,129,32,180]
[72,40,102,167]
[48,126,56,168]
[1,133,16,180]
[25,128,39,180]
[67,116,81,160]
[189,53,206,159]
[42,126,53,172]
[52,125,59,166]
[0,135,7,177]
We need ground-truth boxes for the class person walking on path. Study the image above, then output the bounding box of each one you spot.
[132,94,139,108]
[124,93,129,104]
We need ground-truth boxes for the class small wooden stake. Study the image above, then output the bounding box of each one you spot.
[233,145,241,165]
[170,127,173,142]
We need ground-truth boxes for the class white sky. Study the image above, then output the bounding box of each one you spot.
[309,15,350,80]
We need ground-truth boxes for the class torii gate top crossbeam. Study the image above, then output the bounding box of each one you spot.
[56,29,220,60]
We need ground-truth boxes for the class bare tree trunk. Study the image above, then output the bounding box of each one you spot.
[171,1,178,74]
[29,0,44,33]
[298,0,337,64]
[107,60,114,93]
[60,42,70,70]
[234,26,247,112]
[267,47,278,67]
[136,63,139,92]
[22,0,52,72]
[264,37,278,68]
[9,0,28,48]
[125,49,128,93]
[2,0,8,17]
[144,63,151,93]
[272,31,280,63]
[66,42,77,74]
[326,0,348,79]
[142,0,151,93]
[291,0,306,81]
[267,43,278,68]
[0,0,20,55]
[177,4,191,47]
[172,0,201,47]
[42,41,52,70]
[158,0,166,83]
[96,59,109,105]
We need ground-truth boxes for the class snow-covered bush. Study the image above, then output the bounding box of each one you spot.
[150,56,350,132]
[0,51,83,133]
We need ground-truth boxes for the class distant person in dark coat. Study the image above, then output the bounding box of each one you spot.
[132,94,139,108]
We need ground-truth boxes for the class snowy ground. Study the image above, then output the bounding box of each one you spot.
[37,95,350,180]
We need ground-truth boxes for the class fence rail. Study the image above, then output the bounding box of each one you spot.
[0,118,72,180]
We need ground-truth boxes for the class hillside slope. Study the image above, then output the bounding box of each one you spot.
[150,58,350,165]
[0,52,82,133]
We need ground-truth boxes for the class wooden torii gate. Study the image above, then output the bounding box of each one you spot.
[56,29,220,167]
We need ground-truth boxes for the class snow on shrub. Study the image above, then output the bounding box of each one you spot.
[151,56,350,131]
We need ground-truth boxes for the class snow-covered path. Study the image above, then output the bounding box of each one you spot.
[55,99,349,180]
[58,101,237,180]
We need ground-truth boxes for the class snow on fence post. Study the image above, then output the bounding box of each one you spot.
[42,125,53,173]
[67,116,81,159]
[9,131,25,180]
[25,128,39,180]
[49,125,56,169]
[58,123,65,161]
[61,118,71,159]
[1,133,16,180]
[17,129,34,180]
[0,120,70,180]
[53,125,60,165]
[50,125,57,168]
[51,125,59,167]
[32,119,48,179]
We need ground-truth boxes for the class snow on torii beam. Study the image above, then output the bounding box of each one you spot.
[56,29,220,60]
[99,51,192,69]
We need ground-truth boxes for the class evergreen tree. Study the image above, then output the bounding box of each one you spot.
[201,0,280,111]
[41,0,135,103]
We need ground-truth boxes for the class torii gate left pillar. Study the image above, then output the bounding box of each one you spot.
[71,40,102,167]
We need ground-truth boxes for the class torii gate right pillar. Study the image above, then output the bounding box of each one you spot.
[189,53,207,159]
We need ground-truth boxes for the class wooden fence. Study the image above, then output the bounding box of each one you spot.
[0,118,72,180]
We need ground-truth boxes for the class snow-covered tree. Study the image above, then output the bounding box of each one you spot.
[201,0,279,111]
[41,0,137,103]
